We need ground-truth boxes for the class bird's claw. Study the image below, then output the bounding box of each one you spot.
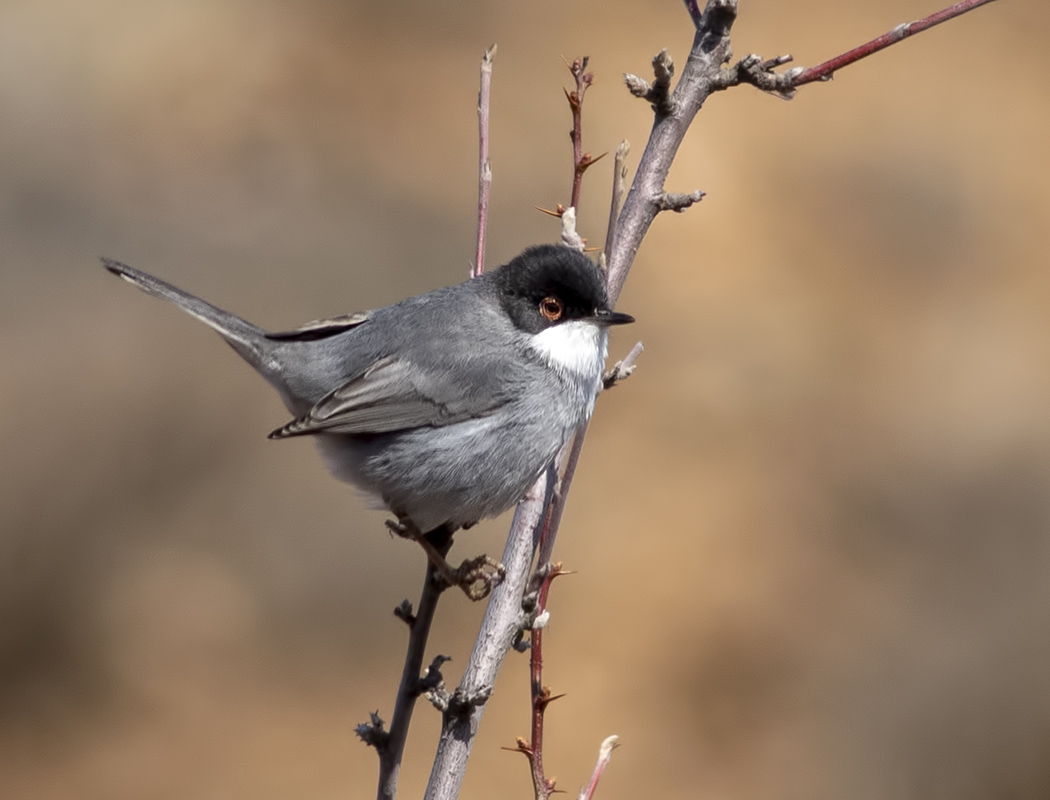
[445,555,506,601]
[386,519,505,601]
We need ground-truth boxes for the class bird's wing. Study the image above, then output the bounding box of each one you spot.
[268,354,506,439]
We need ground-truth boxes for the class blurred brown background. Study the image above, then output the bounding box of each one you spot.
[2,1,1048,797]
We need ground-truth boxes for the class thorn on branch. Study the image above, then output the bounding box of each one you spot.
[577,151,606,174]
[656,190,705,213]
[356,711,390,751]
[536,685,567,713]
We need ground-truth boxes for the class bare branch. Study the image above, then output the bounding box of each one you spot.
[515,562,572,800]
[373,541,452,800]
[473,44,496,278]
[603,141,630,266]
[424,472,553,800]
[715,0,998,98]
[606,0,739,305]
[419,2,996,797]
[793,0,998,86]
[566,56,595,211]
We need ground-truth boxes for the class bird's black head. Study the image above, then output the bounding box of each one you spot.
[491,244,634,334]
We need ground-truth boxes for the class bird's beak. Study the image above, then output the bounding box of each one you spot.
[590,308,635,326]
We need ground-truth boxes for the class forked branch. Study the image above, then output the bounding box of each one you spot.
[419,1,996,798]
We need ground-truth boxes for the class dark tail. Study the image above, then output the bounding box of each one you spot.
[102,258,271,371]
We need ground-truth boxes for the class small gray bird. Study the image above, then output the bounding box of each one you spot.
[103,245,633,583]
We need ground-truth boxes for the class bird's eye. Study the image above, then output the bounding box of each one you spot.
[539,296,563,322]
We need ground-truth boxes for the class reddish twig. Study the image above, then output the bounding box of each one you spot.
[716,0,999,98]
[577,736,620,800]
[473,45,496,277]
[506,562,570,800]
[565,57,604,213]
[792,0,998,86]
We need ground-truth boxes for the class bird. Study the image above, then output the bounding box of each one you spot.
[102,244,633,596]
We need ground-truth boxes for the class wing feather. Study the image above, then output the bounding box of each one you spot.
[268,355,503,439]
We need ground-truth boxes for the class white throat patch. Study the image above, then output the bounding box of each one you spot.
[528,320,608,379]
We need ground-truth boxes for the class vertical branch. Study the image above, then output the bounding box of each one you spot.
[473,45,497,278]
[364,537,453,800]
[565,57,597,211]
[527,564,569,800]
[603,141,631,266]
[424,473,553,800]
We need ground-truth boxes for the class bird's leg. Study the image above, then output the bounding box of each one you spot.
[386,519,505,601]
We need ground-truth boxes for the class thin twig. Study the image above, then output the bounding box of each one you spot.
[603,141,630,266]
[371,537,453,800]
[473,45,497,277]
[566,57,602,213]
[507,562,570,800]
[577,736,620,800]
[793,0,998,86]
[424,472,553,800]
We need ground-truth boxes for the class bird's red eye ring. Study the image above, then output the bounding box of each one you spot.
[539,296,563,321]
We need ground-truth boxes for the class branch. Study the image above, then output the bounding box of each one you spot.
[424,472,553,800]
[473,45,496,278]
[419,1,994,797]
[367,537,453,800]
[793,0,998,86]
[603,141,630,266]
[506,562,571,800]
[713,0,999,97]
[566,57,602,211]
[607,0,738,305]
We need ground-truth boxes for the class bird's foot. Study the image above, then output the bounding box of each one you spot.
[386,519,505,601]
